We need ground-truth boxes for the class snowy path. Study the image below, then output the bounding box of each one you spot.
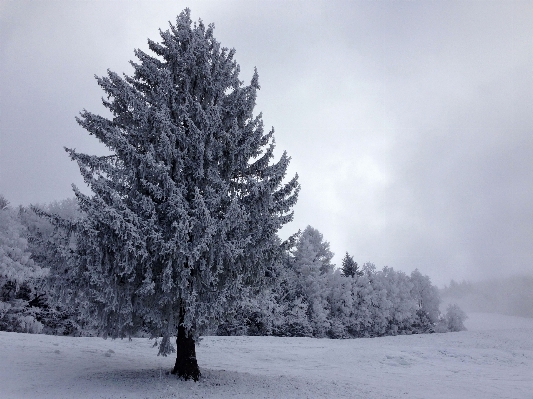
[1,313,532,398]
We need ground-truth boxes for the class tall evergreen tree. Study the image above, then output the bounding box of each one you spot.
[54,9,299,380]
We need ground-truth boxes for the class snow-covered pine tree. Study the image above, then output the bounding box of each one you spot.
[57,9,299,380]
[340,252,361,278]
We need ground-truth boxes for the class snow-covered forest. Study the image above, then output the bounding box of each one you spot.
[1,196,466,339]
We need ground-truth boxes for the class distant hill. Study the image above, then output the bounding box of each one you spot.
[441,275,533,318]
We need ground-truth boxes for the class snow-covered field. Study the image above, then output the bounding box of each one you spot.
[1,313,532,399]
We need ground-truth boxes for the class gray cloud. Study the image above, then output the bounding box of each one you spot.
[1,1,532,286]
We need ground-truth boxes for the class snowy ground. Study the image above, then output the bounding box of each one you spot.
[1,313,532,399]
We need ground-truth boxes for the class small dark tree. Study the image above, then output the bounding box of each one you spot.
[0,195,9,210]
[341,252,361,278]
[49,9,299,381]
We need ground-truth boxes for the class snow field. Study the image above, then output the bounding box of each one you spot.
[0,312,532,399]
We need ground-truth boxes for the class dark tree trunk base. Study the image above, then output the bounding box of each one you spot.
[171,321,200,381]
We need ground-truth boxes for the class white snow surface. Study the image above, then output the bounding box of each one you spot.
[1,312,532,399]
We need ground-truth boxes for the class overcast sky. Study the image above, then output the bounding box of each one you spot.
[1,1,532,286]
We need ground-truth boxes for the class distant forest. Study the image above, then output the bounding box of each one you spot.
[441,276,533,318]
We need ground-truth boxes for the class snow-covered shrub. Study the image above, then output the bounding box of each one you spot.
[217,288,278,336]
[433,316,449,333]
[273,297,313,337]
[16,314,43,334]
[412,309,436,333]
[328,317,349,339]
[35,304,82,336]
[444,304,467,332]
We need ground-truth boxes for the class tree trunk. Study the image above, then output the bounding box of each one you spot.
[171,310,200,381]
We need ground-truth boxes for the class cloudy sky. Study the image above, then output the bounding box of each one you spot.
[1,1,532,286]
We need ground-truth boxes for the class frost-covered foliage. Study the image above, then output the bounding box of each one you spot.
[22,199,80,269]
[20,200,85,336]
[291,226,333,337]
[0,203,46,287]
[443,304,467,332]
[410,269,441,331]
[0,197,48,333]
[44,9,299,357]
[221,226,461,338]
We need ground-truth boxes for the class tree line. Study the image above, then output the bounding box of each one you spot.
[218,226,466,338]
[1,197,466,340]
